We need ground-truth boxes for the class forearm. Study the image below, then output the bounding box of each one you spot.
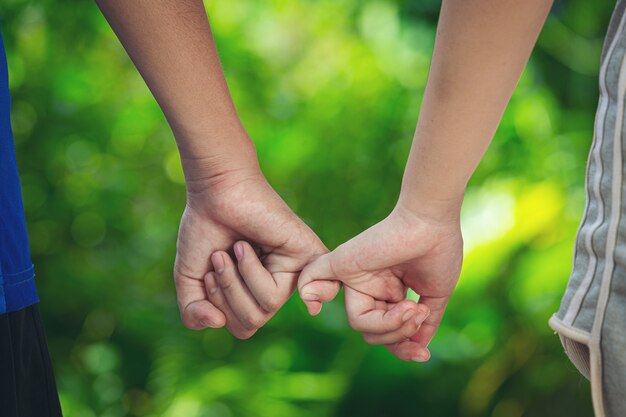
[399,0,553,220]
[96,0,257,181]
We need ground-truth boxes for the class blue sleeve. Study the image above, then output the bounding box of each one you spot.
[0,27,38,313]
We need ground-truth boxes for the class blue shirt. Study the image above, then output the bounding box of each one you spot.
[0,28,38,314]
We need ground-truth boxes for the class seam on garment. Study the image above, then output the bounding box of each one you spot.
[4,275,35,287]
[0,266,36,314]
[588,41,626,417]
[549,315,591,344]
[0,264,35,286]
[590,347,606,417]
[549,315,604,417]
[563,8,626,326]
[0,265,35,277]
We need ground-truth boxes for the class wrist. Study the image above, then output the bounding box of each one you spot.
[395,189,464,226]
[179,133,262,198]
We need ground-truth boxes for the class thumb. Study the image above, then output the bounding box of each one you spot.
[298,253,341,316]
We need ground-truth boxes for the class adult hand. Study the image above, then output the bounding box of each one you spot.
[297,203,463,361]
[175,158,337,339]
[96,0,341,340]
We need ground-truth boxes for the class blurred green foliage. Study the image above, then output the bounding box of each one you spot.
[0,0,612,416]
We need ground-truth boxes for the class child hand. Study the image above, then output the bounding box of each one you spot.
[297,204,463,361]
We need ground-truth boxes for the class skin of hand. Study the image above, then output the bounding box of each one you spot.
[95,0,340,337]
[298,0,552,361]
[175,161,338,339]
[297,203,462,361]
[97,0,552,347]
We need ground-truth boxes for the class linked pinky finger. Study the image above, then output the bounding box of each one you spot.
[204,272,257,340]
[301,280,341,316]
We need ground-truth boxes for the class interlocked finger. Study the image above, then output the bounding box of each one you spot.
[204,271,258,339]
[233,241,289,313]
[211,251,270,332]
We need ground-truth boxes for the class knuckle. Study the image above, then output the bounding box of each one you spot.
[382,315,401,332]
[260,296,282,313]
[385,346,406,361]
[199,314,223,329]
[391,345,413,361]
[233,328,257,340]
[218,277,235,291]
[347,316,364,332]
[240,313,266,330]
[298,272,312,288]
[181,315,200,330]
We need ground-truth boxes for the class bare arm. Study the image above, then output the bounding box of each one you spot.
[400,0,554,220]
[96,0,257,177]
[96,0,333,336]
[298,0,554,361]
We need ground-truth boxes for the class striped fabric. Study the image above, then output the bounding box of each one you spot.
[550,1,626,415]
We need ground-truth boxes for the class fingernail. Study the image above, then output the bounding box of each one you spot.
[402,310,415,322]
[200,319,220,329]
[412,349,431,362]
[212,253,225,274]
[301,293,319,302]
[415,310,429,325]
[234,242,244,260]
[205,273,218,295]
[415,307,430,324]
[307,302,322,316]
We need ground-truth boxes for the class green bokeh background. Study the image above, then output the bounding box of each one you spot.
[0,0,611,416]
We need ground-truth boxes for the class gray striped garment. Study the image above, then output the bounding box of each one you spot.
[550,1,626,415]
